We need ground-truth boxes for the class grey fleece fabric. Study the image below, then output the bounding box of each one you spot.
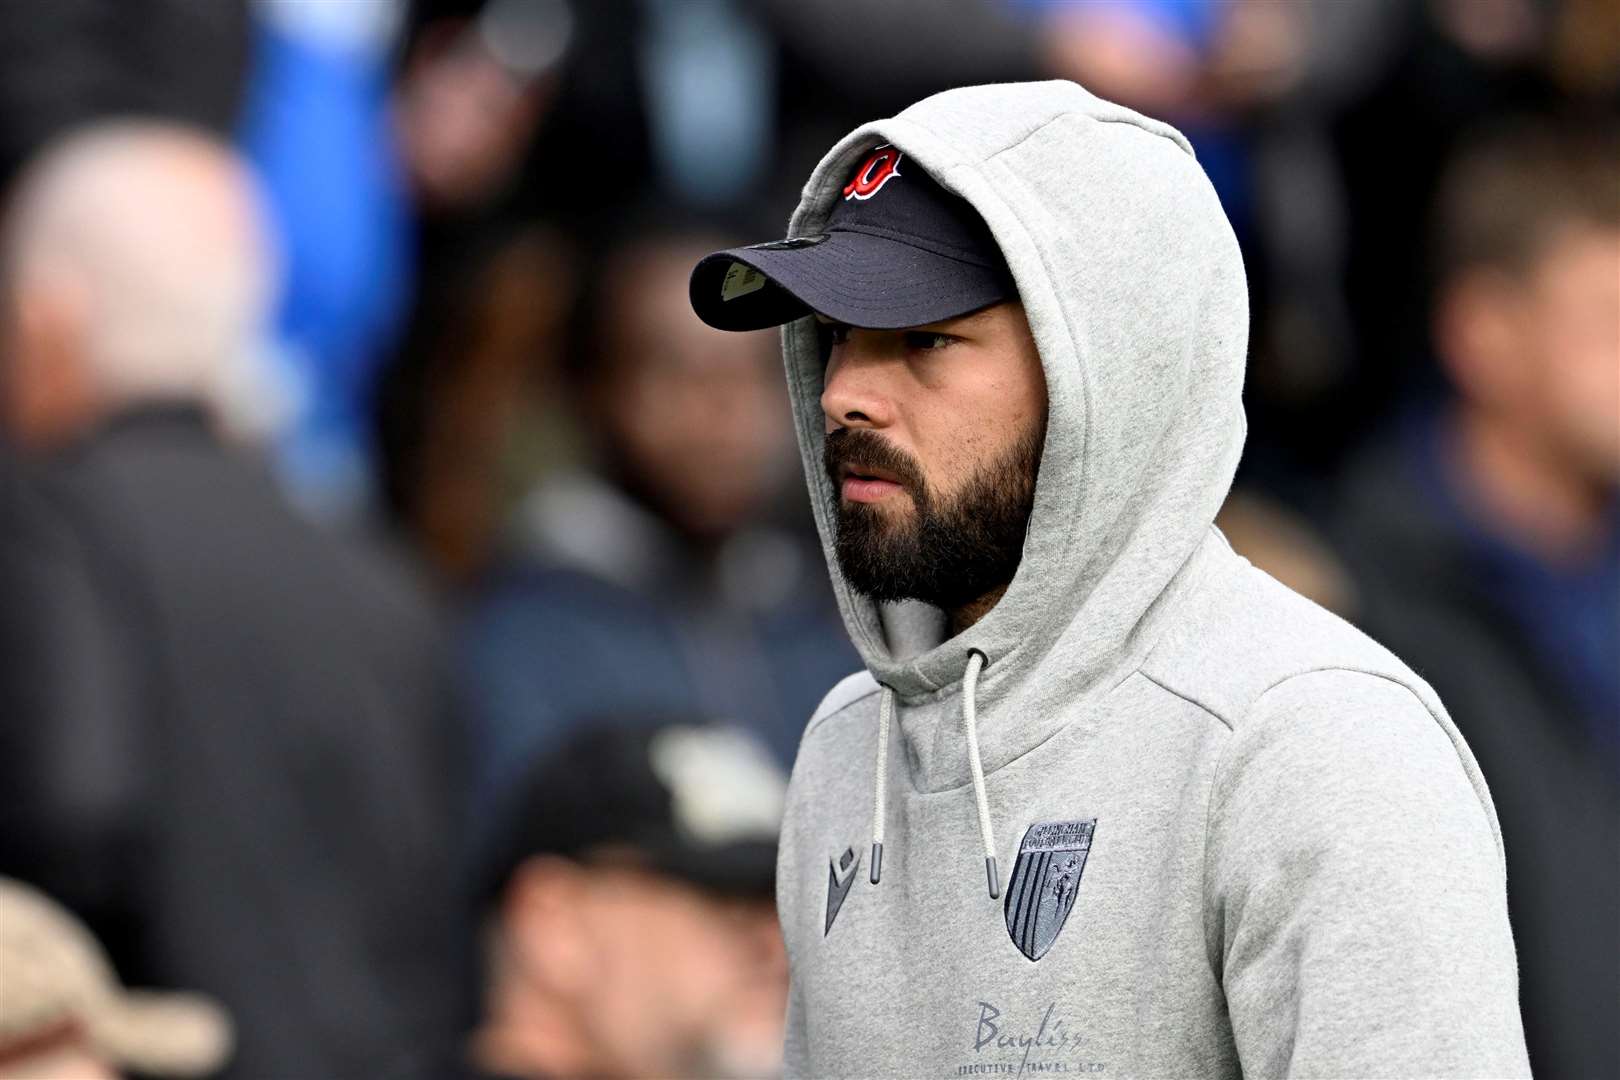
[769,82,1528,1078]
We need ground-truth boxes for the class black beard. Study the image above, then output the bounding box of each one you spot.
[824,425,1043,611]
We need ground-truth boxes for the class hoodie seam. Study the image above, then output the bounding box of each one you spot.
[983,109,1185,166]
[802,684,883,741]
[1136,669,1237,981]
[1201,665,1504,983]
[1129,529,1229,696]
[1256,664,1416,704]
[1137,670,1237,732]
[1202,716,1240,984]
[982,111,1079,164]
[902,707,1086,798]
[1250,666,1506,867]
[891,648,1020,707]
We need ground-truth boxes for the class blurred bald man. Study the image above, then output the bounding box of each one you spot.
[0,124,470,1079]
[0,123,269,445]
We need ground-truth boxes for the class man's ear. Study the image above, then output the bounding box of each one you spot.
[4,273,96,446]
[502,855,595,995]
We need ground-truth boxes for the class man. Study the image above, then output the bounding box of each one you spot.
[688,81,1528,1076]
[469,718,789,1080]
[1336,123,1618,1078]
[0,877,231,1079]
[0,123,468,1078]
[460,219,856,819]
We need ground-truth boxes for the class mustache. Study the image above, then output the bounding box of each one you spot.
[823,428,927,495]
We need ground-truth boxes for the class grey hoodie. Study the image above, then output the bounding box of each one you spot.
[772,82,1529,1078]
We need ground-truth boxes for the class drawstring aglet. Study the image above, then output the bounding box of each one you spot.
[985,856,1000,899]
[870,842,883,884]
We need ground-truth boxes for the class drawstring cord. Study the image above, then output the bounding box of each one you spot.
[870,685,893,884]
[962,650,1000,899]
[868,649,1001,899]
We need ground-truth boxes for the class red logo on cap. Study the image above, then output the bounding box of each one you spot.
[843,145,903,201]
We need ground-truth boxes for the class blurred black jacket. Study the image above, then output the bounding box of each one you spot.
[0,406,470,1079]
[1335,437,1620,1080]
[0,0,249,192]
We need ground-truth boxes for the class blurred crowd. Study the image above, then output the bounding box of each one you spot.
[0,0,1614,1077]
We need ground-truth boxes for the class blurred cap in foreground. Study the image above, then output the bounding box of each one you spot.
[483,719,788,901]
[0,878,232,1078]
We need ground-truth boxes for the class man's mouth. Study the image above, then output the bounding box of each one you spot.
[839,462,905,503]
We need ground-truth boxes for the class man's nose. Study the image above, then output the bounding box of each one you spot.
[820,341,894,430]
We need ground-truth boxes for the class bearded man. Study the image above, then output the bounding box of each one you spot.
[686,82,1529,1078]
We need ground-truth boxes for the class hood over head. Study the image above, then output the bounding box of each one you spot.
[778,80,1247,706]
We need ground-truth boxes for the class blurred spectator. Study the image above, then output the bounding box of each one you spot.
[639,0,774,209]
[0,123,469,1079]
[239,0,416,517]
[1334,122,1619,1078]
[459,219,856,811]
[0,877,231,1080]
[376,0,578,577]
[394,0,569,215]
[377,225,579,585]
[242,0,572,521]
[0,0,250,192]
[468,719,787,1080]
[1330,0,1620,483]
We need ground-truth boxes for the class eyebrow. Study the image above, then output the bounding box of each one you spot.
[916,309,994,334]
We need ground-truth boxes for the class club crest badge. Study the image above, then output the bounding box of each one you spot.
[825,846,859,935]
[1004,819,1096,961]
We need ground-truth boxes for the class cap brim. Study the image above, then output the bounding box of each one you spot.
[690,229,1015,332]
[92,990,233,1077]
[641,835,778,897]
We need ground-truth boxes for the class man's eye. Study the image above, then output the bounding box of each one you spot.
[904,331,955,351]
[825,324,851,346]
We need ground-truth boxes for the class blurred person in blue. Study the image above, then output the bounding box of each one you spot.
[0,123,469,1079]
[459,219,857,815]
[238,0,416,517]
[1335,122,1619,1079]
[243,0,568,518]
[464,718,788,1080]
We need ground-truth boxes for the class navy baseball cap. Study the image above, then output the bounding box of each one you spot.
[689,145,1018,331]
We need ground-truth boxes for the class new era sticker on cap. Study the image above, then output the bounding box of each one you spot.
[720,261,766,302]
[748,235,828,252]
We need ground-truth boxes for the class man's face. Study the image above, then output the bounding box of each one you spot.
[1442,224,1620,485]
[819,302,1048,610]
[585,870,785,1078]
[1521,225,1620,483]
[505,862,787,1079]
